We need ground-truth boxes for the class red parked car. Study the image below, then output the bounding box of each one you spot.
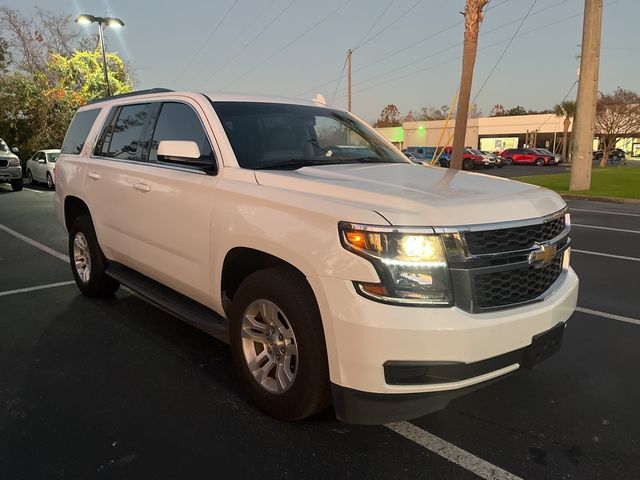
[500,148,554,166]
[441,147,495,170]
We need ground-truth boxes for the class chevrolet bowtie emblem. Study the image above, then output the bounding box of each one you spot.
[528,242,557,268]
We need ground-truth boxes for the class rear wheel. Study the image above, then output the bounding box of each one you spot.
[46,172,54,189]
[535,158,544,166]
[462,158,474,170]
[10,178,23,191]
[68,215,120,297]
[230,267,331,421]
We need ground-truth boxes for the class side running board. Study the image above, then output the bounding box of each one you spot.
[106,262,229,343]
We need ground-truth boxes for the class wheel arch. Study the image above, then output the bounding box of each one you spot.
[64,196,92,231]
[220,247,313,318]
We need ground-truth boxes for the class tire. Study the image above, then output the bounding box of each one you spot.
[46,172,54,189]
[462,158,474,170]
[230,267,331,421]
[10,178,23,191]
[535,158,544,167]
[27,169,34,184]
[68,215,120,297]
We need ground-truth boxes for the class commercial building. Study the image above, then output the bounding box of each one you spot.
[376,113,640,156]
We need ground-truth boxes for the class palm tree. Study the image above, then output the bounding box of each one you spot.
[553,100,577,162]
[450,0,489,170]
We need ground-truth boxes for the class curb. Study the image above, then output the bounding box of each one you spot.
[561,194,640,205]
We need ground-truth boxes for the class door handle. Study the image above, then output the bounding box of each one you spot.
[87,172,100,180]
[133,182,151,193]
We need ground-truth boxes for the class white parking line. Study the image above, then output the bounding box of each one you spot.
[576,307,640,327]
[572,223,640,234]
[572,249,640,262]
[23,187,48,194]
[386,421,523,480]
[0,224,69,263]
[0,281,75,297]
[570,207,640,218]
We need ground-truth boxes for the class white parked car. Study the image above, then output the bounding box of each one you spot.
[54,89,578,424]
[26,149,60,189]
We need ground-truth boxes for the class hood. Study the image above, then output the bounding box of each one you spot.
[254,163,565,226]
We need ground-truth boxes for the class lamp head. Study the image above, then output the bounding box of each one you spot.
[75,14,96,25]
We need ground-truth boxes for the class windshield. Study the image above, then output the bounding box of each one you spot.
[0,139,9,153]
[47,153,59,163]
[468,149,483,155]
[537,149,553,155]
[210,101,408,170]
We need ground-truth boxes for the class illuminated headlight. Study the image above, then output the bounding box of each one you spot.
[339,222,453,306]
[8,158,20,166]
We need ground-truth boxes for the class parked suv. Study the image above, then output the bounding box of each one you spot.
[402,146,451,167]
[0,138,23,191]
[501,148,554,166]
[55,89,578,424]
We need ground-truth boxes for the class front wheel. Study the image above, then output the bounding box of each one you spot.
[46,172,54,189]
[10,178,23,191]
[535,158,544,166]
[230,267,331,421]
[68,215,120,297]
[462,158,474,170]
[27,170,34,184]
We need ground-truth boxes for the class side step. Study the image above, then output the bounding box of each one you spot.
[106,262,229,343]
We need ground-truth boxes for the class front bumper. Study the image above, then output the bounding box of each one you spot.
[0,166,22,181]
[308,265,578,423]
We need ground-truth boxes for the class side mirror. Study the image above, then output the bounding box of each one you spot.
[38,158,46,164]
[11,147,19,154]
[157,140,206,166]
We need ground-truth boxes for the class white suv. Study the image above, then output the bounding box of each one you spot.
[54,89,578,424]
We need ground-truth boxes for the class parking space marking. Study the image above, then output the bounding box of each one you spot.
[572,249,640,262]
[572,223,640,234]
[0,224,69,263]
[23,187,48,194]
[576,307,640,327]
[0,280,75,298]
[386,421,523,480]
[570,208,640,218]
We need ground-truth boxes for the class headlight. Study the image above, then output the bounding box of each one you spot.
[8,158,20,166]
[339,222,453,306]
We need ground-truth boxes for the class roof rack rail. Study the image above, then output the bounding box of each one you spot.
[86,88,175,105]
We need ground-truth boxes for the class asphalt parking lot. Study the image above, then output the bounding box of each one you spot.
[1,182,638,479]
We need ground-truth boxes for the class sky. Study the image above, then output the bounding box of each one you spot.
[6,0,640,121]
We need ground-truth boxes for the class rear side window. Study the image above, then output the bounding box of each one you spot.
[61,109,101,154]
[95,103,152,161]
[148,102,215,167]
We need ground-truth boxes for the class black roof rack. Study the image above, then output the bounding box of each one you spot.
[86,88,175,105]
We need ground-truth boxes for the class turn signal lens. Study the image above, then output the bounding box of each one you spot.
[346,231,366,249]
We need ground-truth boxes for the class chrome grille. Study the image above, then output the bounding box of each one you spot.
[464,216,565,255]
[474,254,563,308]
[440,209,570,313]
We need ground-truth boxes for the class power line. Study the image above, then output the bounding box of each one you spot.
[351,0,395,51]
[294,0,521,98]
[472,0,538,103]
[328,0,568,99]
[197,0,297,90]
[170,0,239,86]
[353,0,422,52]
[535,79,578,131]
[333,9,589,101]
[221,0,353,90]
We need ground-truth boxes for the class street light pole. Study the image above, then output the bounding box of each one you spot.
[97,22,110,96]
[75,14,125,98]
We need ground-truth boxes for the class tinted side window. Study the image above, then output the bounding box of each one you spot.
[96,103,152,161]
[61,109,101,154]
[148,102,215,166]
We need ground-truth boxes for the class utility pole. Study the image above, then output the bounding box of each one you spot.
[450,0,489,170]
[570,0,603,190]
[347,48,352,112]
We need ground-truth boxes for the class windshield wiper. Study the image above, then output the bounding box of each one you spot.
[254,159,343,170]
